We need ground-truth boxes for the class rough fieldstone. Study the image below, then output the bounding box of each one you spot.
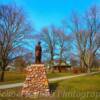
[21,64,50,97]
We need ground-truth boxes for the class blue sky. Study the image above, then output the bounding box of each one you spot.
[0,0,100,31]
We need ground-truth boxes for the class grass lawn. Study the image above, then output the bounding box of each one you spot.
[0,73,100,100]
[54,73,100,100]
[0,71,73,85]
[0,71,26,85]
[47,72,73,79]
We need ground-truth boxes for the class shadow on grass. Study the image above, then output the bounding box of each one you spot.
[49,82,58,94]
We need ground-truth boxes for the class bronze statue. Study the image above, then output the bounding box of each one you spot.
[35,41,42,63]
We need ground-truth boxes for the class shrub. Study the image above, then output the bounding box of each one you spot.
[72,67,80,74]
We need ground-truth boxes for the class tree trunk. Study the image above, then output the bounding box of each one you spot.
[84,51,94,73]
[0,67,5,82]
[58,58,62,73]
[58,66,61,72]
[80,58,84,68]
[87,67,91,73]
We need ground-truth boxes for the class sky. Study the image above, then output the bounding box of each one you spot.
[0,0,100,31]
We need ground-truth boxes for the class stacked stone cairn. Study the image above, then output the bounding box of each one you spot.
[21,64,50,97]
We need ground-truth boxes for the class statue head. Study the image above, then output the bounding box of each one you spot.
[38,41,41,45]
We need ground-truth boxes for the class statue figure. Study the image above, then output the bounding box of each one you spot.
[22,41,50,97]
[35,41,42,63]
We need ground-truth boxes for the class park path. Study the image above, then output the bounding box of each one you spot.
[0,71,100,89]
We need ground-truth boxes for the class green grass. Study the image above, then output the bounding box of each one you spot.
[47,72,73,79]
[0,73,100,100]
[0,71,26,85]
[54,73,100,100]
[0,71,73,85]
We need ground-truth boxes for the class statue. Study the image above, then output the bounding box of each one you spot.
[35,41,42,63]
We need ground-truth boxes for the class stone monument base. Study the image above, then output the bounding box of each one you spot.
[21,64,50,97]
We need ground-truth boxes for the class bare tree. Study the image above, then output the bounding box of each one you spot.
[70,5,100,72]
[55,27,72,64]
[40,27,57,63]
[84,6,100,71]
[0,5,33,81]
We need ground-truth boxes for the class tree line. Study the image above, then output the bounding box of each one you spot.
[38,5,100,73]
